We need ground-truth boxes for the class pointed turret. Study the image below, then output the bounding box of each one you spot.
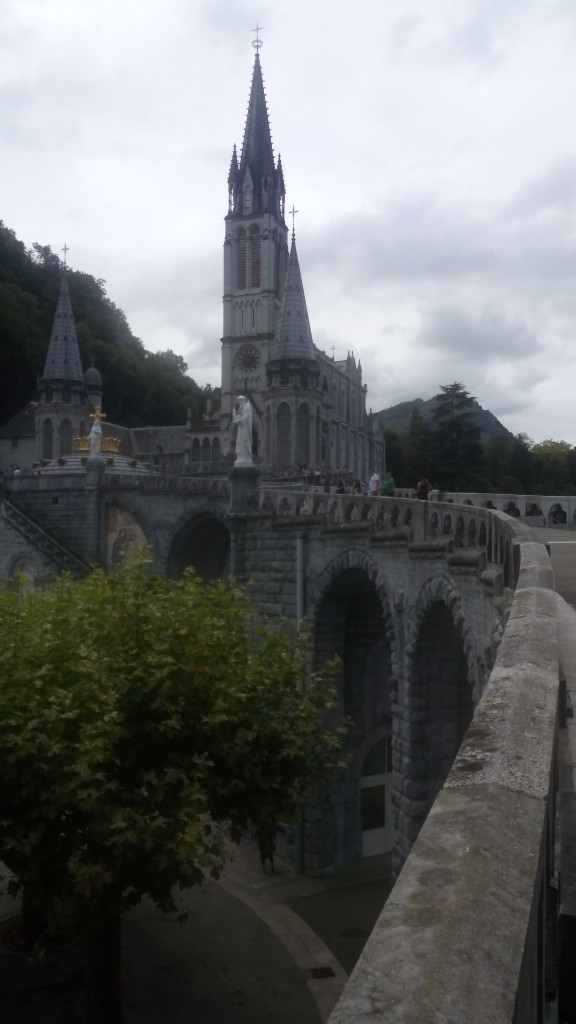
[274,234,315,360]
[40,274,84,391]
[229,55,284,218]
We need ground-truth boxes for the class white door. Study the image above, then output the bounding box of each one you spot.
[361,737,393,857]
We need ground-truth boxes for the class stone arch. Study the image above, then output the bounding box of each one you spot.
[467,519,477,547]
[398,577,478,862]
[503,500,520,518]
[442,513,453,535]
[165,506,231,581]
[307,550,399,871]
[526,501,543,517]
[429,512,439,538]
[548,502,566,525]
[455,516,465,548]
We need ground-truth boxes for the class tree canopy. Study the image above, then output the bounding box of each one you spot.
[0,555,341,1019]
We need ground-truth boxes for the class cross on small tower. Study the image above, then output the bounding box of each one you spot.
[252,22,263,54]
[289,204,298,239]
[90,408,107,424]
[61,242,69,268]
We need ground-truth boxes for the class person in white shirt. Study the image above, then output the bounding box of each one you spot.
[368,470,380,495]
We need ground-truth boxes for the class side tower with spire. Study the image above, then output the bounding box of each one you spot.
[36,274,102,462]
[262,229,327,467]
[221,37,288,458]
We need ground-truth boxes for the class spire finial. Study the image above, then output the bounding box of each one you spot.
[61,242,69,268]
[289,204,298,240]
[252,22,263,54]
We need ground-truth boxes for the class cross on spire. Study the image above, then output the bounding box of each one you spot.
[252,22,263,54]
[289,203,298,239]
[61,242,69,268]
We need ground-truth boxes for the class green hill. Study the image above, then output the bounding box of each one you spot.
[374,396,513,443]
[0,221,211,428]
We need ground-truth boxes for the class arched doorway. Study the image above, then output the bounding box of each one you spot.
[313,567,393,869]
[361,736,393,856]
[168,515,230,581]
[406,600,473,835]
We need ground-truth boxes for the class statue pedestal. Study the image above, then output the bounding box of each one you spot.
[229,464,258,514]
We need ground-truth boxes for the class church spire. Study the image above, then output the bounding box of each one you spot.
[40,274,84,387]
[274,232,315,360]
[228,52,285,219]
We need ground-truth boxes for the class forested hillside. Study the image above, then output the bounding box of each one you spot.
[375,395,512,444]
[0,221,211,427]
[374,383,576,495]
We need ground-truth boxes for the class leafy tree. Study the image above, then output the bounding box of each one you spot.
[383,430,406,485]
[531,439,575,495]
[405,407,432,487]
[0,555,341,1023]
[430,382,484,489]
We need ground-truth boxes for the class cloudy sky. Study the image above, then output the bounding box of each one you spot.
[2,0,576,443]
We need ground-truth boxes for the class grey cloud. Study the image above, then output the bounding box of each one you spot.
[416,306,543,358]
[504,158,576,219]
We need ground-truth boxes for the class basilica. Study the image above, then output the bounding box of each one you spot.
[0,48,383,483]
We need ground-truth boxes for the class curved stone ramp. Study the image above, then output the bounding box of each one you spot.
[122,877,332,1024]
[218,873,347,1023]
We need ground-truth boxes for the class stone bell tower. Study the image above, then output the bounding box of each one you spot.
[220,38,289,460]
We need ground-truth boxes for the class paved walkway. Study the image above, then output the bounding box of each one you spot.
[0,844,393,1023]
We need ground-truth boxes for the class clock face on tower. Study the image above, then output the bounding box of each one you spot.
[238,345,260,372]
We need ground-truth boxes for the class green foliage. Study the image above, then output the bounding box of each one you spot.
[405,408,432,486]
[429,383,484,489]
[530,439,575,494]
[0,555,341,940]
[0,221,208,428]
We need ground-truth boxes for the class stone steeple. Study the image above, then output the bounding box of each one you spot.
[273,233,315,361]
[39,274,84,398]
[228,54,284,219]
[36,274,90,462]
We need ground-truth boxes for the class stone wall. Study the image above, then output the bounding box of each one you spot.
[233,488,518,871]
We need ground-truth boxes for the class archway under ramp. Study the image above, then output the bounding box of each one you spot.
[405,599,474,841]
[313,567,395,870]
[167,515,231,582]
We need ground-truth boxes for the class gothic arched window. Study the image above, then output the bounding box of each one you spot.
[297,403,310,465]
[250,226,261,288]
[236,227,262,291]
[236,229,247,290]
[60,418,73,455]
[277,403,291,465]
[42,418,53,460]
